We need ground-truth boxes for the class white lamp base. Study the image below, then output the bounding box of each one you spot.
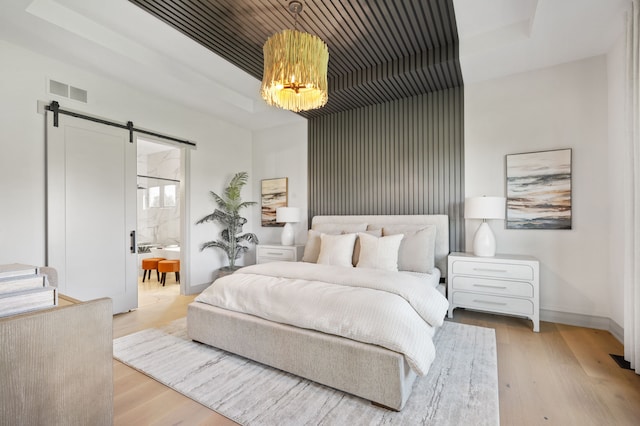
[473,222,496,257]
[281,222,295,246]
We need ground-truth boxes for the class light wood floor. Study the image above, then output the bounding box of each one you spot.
[113,280,640,425]
[113,276,236,425]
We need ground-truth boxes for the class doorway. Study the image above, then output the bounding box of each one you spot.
[136,137,186,299]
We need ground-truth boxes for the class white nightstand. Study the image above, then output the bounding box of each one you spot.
[447,252,540,332]
[256,244,304,264]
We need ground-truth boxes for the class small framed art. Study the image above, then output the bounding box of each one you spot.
[261,177,288,227]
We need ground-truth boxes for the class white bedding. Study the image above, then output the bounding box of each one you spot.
[400,268,441,288]
[195,261,449,375]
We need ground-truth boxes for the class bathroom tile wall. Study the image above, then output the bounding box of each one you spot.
[137,146,181,247]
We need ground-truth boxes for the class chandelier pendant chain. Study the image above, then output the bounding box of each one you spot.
[289,1,302,31]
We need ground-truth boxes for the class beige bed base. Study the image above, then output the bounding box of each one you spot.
[187,214,449,410]
[188,302,417,410]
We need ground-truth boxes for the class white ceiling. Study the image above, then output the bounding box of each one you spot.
[0,0,630,130]
[454,0,629,83]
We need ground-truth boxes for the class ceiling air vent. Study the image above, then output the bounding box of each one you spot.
[69,86,87,103]
[48,79,88,103]
[49,79,68,97]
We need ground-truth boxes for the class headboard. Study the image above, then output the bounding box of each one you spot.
[311,215,450,278]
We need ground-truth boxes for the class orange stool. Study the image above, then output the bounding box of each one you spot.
[158,259,180,286]
[141,257,165,282]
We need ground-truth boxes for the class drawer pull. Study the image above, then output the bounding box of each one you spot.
[473,299,508,306]
[266,252,284,256]
[473,267,508,273]
[473,284,507,290]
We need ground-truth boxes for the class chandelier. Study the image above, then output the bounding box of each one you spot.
[260,1,329,112]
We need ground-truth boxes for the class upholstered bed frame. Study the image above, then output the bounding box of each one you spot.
[187,215,449,410]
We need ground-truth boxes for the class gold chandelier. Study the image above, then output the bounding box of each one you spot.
[260,1,329,112]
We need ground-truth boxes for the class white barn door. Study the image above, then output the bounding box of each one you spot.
[47,113,137,313]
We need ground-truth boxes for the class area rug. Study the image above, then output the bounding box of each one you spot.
[113,318,499,425]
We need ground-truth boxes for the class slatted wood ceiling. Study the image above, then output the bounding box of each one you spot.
[128,0,462,118]
[130,0,466,250]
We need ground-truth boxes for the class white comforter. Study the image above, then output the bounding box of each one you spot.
[195,261,449,375]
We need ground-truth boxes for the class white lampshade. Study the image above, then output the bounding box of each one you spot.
[276,207,301,223]
[464,196,506,220]
[276,207,300,246]
[465,196,506,257]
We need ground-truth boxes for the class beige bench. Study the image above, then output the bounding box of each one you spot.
[0,294,113,425]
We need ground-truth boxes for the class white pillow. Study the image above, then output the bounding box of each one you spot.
[316,233,357,267]
[382,225,437,273]
[356,232,404,272]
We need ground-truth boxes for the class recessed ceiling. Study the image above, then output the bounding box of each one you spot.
[0,0,629,130]
[127,0,463,119]
[454,0,628,83]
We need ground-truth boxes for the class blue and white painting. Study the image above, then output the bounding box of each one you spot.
[506,149,572,229]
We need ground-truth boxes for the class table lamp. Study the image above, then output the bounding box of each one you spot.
[465,196,506,257]
[276,207,300,246]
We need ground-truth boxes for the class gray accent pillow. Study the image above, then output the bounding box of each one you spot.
[382,225,437,273]
[302,229,323,263]
[352,229,383,266]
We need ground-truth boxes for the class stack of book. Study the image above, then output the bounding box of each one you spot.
[0,263,58,317]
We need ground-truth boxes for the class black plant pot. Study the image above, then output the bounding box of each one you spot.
[215,265,241,280]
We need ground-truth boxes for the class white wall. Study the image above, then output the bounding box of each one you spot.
[0,39,253,293]
[3,33,622,324]
[465,56,612,321]
[251,122,309,249]
[607,33,626,329]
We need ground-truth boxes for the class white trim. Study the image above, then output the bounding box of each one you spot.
[187,282,211,295]
[609,319,624,344]
[181,146,191,295]
[623,0,640,373]
[135,133,192,296]
[541,309,624,343]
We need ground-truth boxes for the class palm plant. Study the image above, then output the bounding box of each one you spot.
[196,171,259,270]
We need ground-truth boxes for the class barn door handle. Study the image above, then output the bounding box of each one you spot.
[130,230,136,253]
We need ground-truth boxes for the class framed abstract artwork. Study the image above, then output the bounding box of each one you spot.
[505,149,572,229]
[261,177,288,227]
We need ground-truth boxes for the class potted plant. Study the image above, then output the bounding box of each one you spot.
[196,171,259,275]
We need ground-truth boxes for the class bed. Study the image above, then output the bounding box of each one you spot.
[187,215,450,410]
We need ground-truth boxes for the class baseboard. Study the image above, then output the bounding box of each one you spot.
[541,309,624,343]
[186,282,211,295]
[540,309,610,329]
[608,319,624,344]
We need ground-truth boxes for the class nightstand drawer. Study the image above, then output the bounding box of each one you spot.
[451,276,533,297]
[255,244,305,264]
[451,260,534,281]
[256,246,296,261]
[452,291,534,315]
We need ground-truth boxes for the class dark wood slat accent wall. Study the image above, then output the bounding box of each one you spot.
[308,86,464,251]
